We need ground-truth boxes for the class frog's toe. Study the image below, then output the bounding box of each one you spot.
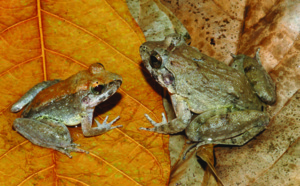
[71,146,89,154]
[54,143,89,158]
[94,116,120,128]
[107,116,120,126]
[54,147,73,158]
[144,114,157,125]
[140,127,155,131]
[110,125,123,129]
[64,152,73,159]
[70,143,80,147]
[144,113,167,126]
[68,143,88,153]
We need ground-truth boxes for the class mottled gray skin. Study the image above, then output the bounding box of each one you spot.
[11,63,122,158]
[139,34,276,148]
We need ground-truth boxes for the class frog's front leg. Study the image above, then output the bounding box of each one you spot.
[13,118,87,158]
[186,109,269,143]
[11,79,60,112]
[81,108,122,137]
[231,49,276,104]
[140,94,192,134]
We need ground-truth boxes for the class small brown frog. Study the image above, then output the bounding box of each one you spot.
[11,63,122,158]
[139,34,276,149]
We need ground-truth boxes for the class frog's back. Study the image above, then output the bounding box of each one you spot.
[169,46,263,113]
[22,70,90,117]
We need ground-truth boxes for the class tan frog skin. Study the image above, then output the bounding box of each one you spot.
[139,34,276,149]
[11,63,122,158]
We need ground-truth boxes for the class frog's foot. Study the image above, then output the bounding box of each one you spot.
[54,143,89,158]
[82,116,122,137]
[95,116,123,130]
[140,113,168,132]
[141,113,189,134]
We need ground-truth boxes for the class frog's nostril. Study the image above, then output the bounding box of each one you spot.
[116,80,122,86]
[110,80,122,87]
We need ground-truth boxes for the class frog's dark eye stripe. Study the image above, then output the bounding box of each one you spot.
[150,51,162,69]
[92,84,105,94]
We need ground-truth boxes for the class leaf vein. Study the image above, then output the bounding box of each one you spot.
[103,0,144,44]
[0,16,37,35]
[40,9,142,70]
[37,0,47,81]
[45,49,88,68]
[89,152,142,185]
[0,140,29,160]
[56,175,90,186]
[17,165,55,186]
[0,56,42,78]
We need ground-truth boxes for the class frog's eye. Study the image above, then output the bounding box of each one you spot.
[92,84,105,94]
[150,51,162,69]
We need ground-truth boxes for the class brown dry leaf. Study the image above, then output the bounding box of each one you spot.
[0,0,170,185]
[126,0,190,42]
[169,137,221,186]
[161,0,300,185]
[196,145,223,186]
[169,138,205,186]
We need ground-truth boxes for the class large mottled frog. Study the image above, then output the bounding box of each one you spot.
[139,34,276,148]
[11,63,122,158]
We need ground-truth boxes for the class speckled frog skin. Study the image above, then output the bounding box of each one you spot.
[139,34,276,147]
[11,63,122,158]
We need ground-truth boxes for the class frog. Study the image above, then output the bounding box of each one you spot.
[139,33,276,150]
[11,63,123,158]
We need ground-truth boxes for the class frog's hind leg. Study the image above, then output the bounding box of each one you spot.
[213,123,266,146]
[13,118,87,158]
[11,79,60,112]
[186,109,269,142]
[183,121,267,159]
[230,49,276,104]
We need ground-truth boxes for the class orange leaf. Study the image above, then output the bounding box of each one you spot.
[0,0,170,185]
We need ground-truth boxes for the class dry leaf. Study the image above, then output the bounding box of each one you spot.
[160,0,299,185]
[127,0,190,42]
[162,0,247,63]
[169,141,205,186]
[0,0,170,185]
[196,145,223,186]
